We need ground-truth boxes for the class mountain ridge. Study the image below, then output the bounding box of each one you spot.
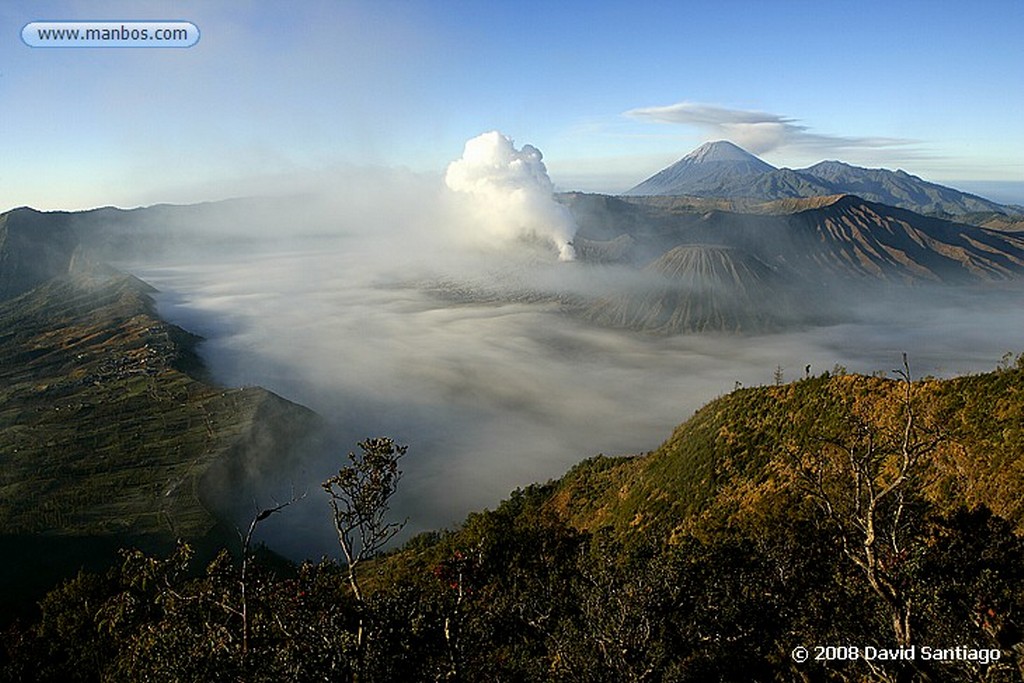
[566,191,1024,284]
[624,142,1019,218]
[0,266,317,539]
[557,191,1024,333]
[0,213,320,616]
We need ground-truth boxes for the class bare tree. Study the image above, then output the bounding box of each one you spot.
[322,437,407,663]
[794,355,941,649]
[322,437,407,634]
[238,491,305,657]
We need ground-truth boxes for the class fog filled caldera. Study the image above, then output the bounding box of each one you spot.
[114,134,1024,560]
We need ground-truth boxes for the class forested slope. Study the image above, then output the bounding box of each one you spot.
[8,362,1024,682]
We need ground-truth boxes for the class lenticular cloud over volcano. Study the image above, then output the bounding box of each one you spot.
[445,131,578,261]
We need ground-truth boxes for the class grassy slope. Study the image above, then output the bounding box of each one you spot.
[0,267,317,540]
[544,366,1024,541]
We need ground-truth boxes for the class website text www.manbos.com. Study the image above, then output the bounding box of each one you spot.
[22,22,199,48]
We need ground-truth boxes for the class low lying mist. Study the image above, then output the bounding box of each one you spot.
[112,142,1024,560]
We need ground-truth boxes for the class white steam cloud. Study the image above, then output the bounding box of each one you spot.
[445,131,578,261]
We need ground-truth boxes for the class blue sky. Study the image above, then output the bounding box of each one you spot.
[2,0,1022,210]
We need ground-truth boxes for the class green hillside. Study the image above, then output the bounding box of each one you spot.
[0,267,316,539]
[0,264,318,624]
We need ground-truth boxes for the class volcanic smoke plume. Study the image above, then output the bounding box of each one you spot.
[445,131,578,261]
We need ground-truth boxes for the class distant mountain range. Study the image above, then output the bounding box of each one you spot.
[4,146,1024,342]
[561,191,1024,333]
[624,140,1021,218]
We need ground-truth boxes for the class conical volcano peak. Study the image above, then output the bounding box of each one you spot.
[624,140,776,196]
[683,140,768,165]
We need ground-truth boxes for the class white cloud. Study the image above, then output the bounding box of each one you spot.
[623,101,924,160]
